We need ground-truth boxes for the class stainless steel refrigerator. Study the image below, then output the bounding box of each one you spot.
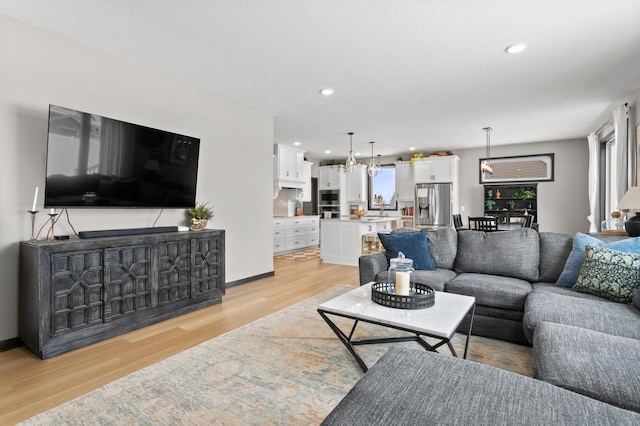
[415,183,452,226]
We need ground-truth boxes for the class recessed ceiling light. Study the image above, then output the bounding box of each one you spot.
[355,152,361,156]
[505,43,527,54]
[324,150,331,154]
[319,88,334,96]
[293,141,301,146]
[409,147,416,151]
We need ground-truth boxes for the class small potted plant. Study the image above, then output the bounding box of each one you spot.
[485,200,496,211]
[507,200,516,210]
[186,202,213,231]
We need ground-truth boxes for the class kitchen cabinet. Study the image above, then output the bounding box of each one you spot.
[19,229,225,359]
[274,144,305,188]
[394,161,414,202]
[346,164,368,202]
[320,219,391,266]
[319,165,344,190]
[273,216,320,254]
[413,156,458,183]
[300,161,313,202]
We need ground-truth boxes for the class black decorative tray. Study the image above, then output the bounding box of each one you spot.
[371,282,435,310]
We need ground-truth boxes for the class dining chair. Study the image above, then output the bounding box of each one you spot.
[468,216,499,232]
[521,215,535,228]
[452,214,464,230]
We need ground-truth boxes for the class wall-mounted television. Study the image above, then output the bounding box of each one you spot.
[44,105,200,209]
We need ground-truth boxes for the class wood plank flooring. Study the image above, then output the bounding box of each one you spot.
[0,256,359,425]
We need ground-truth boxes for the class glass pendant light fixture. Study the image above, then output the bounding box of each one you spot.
[367,141,380,177]
[481,127,494,177]
[344,132,357,173]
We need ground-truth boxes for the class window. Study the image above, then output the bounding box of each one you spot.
[369,165,396,211]
[599,129,615,222]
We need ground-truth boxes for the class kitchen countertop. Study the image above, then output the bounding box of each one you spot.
[320,216,398,223]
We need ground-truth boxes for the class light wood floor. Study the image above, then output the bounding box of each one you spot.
[0,256,359,424]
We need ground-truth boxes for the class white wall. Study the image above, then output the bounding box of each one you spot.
[0,17,274,342]
[456,138,589,234]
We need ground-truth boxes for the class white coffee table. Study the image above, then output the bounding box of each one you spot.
[318,282,476,372]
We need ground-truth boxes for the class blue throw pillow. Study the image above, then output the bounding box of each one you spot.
[378,229,435,270]
[573,245,640,304]
[556,233,640,287]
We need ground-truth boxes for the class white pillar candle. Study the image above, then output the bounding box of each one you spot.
[50,208,54,215]
[31,187,38,211]
[396,271,410,296]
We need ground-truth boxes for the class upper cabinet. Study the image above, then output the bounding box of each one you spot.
[274,144,305,190]
[394,161,413,202]
[319,165,344,190]
[413,156,459,183]
[345,164,367,202]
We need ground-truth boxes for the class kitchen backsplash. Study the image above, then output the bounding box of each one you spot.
[273,189,290,217]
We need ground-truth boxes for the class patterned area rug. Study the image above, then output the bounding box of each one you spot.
[274,247,320,260]
[22,286,534,425]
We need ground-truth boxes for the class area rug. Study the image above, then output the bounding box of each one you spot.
[21,285,534,425]
[274,247,320,261]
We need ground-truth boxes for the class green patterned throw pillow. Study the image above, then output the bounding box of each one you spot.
[573,244,640,304]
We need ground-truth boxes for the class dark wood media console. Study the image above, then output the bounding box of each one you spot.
[19,229,225,359]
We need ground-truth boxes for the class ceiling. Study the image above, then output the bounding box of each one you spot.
[2,0,640,160]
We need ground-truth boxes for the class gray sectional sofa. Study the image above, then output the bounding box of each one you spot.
[325,227,640,423]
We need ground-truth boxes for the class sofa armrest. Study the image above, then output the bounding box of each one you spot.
[358,251,388,285]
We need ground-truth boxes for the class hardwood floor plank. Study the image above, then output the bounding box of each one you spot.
[0,257,359,424]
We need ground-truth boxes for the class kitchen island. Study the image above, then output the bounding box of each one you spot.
[320,217,393,266]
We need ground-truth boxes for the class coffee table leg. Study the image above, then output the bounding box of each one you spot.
[463,304,476,359]
[318,310,369,372]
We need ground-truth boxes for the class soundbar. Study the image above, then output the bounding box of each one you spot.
[79,226,179,239]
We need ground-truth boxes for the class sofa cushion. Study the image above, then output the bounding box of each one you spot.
[538,232,573,283]
[426,227,457,269]
[455,228,540,282]
[555,233,640,287]
[446,273,532,311]
[523,291,640,343]
[532,282,619,302]
[375,268,456,292]
[378,229,435,270]
[321,347,640,426]
[534,322,640,413]
[572,245,640,304]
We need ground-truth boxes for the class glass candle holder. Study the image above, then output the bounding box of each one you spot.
[389,252,414,296]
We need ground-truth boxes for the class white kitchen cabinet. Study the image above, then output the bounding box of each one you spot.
[320,219,392,266]
[319,165,344,190]
[346,164,368,202]
[274,144,305,187]
[300,161,313,202]
[413,156,458,183]
[394,161,414,201]
[273,216,320,254]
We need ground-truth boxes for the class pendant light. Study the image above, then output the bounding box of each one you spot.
[367,141,380,177]
[481,127,494,177]
[344,132,357,173]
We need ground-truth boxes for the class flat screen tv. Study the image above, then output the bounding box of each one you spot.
[44,104,200,208]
